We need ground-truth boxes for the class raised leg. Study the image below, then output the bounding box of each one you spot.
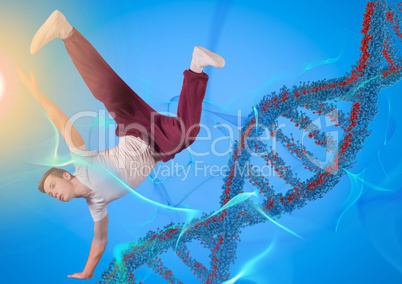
[176,70,209,147]
[63,28,157,139]
[147,70,209,162]
[30,10,226,163]
[30,10,158,141]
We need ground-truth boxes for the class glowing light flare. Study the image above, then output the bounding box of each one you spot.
[253,106,259,132]
[222,238,276,284]
[333,167,396,232]
[0,53,18,121]
[338,74,382,102]
[143,208,158,227]
[0,72,4,102]
[46,119,61,160]
[301,51,343,75]
[343,168,395,192]
[254,205,303,240]
[208,190,259,218]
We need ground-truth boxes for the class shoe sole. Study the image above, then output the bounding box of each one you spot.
[30,10,64,55]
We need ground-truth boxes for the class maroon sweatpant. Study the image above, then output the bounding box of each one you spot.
[63,28,209,162]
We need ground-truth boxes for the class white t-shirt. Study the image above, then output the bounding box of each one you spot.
[70,136,159,222]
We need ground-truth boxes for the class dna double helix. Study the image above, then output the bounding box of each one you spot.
[98,2,402,283]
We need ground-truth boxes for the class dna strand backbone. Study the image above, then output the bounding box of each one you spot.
[98,2,402,283]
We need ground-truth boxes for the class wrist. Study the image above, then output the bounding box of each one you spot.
[32,91,41,100]
[82,270,94,278]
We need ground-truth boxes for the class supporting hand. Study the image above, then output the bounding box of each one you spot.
[67,272,93,279]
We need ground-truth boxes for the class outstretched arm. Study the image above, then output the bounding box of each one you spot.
[18,70,85,150]
[68,214,109,279]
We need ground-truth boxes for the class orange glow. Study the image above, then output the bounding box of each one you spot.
[0,72,4,101]
[0,53,16,120]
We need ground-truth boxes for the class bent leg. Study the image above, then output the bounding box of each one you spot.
[150,70,209,162]
[176,70,209,147]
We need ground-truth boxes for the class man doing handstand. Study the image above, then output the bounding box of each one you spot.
[19,10,225,279]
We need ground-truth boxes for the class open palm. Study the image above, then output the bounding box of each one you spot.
[17,69,41,99]
[67,272,93,279]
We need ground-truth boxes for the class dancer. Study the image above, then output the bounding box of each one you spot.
[19,10,225,279]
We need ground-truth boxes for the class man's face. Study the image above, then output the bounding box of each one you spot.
[43,172,74,202]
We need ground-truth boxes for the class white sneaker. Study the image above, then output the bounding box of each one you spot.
[30,10,73,55]
[190,46,225,73]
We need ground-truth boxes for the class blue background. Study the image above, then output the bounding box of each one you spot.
[1,0,402,283]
